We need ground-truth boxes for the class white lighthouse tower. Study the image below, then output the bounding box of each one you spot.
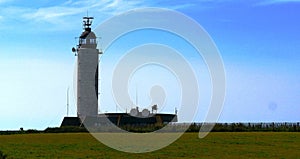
[60,16,177,128]
[75,16,101,120]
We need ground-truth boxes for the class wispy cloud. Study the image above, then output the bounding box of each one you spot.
[21,0,146,24]
[0,0,12,4]
[256,0,300,5]
[7,1,298,32]
[22,6,82,24]
[106,0,121,8]
[0,0,203,31]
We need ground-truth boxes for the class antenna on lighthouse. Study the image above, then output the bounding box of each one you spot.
[82,15,93,31]
[66,87,70,117]
[136,84,138,106]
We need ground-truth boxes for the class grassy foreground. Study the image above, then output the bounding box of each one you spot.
[0,132,299,159]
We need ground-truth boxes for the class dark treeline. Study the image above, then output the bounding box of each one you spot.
[1,122,300,135]
[120,122,300,132]
[187,122,300,132]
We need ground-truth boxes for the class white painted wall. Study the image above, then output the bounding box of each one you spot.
[77,47,99,118]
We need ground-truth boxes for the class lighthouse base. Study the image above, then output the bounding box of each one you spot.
[60,113,177,128]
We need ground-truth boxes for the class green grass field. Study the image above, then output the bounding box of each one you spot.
[0,132,299,159]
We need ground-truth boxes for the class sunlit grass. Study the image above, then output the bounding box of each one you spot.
[0,132,299,158]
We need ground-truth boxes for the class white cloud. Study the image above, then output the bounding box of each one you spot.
[20,0,199,23]
[0,0,12,4]
[257,0,300,5]
[106,0,120,8]
[0,0,198,31]
[22,6,82,23]
[0,6,32,29]
[21,0,143,23]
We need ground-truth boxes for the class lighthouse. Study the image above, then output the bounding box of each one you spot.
[75,16,101,119]
[60,16,177,128]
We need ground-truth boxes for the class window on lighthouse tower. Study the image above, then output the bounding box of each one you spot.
[79,38,86,44]
[90,38,96,44]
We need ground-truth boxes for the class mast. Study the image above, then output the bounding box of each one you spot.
[66,87,69,117]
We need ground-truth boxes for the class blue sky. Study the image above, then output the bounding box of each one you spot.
[0,0,299,130]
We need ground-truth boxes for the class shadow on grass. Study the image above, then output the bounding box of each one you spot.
[0,150,7,159]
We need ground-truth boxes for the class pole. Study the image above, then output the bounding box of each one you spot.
[67,87,69,117]
[136,83,138,106]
